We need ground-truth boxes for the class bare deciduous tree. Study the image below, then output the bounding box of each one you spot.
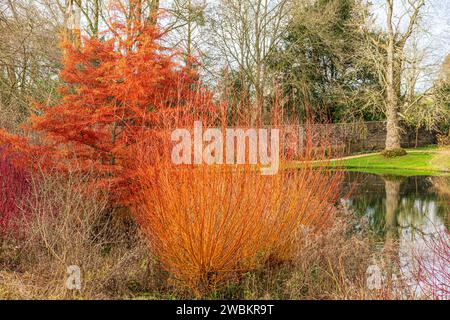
[0,0,62,130]
[208,0,291,124]
[363,0,425,151]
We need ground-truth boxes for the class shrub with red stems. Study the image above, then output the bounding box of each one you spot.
[0,147,31,236]
[413,229,450,300]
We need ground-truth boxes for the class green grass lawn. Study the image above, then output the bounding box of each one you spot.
[328,148,449,176]
[290,146,450,176]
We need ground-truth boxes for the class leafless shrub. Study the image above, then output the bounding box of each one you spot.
[0,171,151,299]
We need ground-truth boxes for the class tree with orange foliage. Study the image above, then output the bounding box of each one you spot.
[23,1,216,204]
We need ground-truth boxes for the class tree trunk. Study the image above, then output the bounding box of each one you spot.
[415,126,419,148]
[385,91,401,150]
[65,0,81,46]
[92,0,100,37]
[385,0,401,150]
[149,0,160,25]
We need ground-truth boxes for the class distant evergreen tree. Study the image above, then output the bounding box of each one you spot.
[268,0,383,122]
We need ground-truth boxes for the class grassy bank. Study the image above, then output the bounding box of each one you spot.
[290,146,450,176]
[332,148,449,176]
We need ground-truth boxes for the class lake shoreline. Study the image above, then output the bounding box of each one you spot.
[288,146,450,177]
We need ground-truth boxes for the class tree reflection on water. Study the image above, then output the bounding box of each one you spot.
[342,173,449,299]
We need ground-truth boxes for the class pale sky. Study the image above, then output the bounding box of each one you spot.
[370,0,450,90]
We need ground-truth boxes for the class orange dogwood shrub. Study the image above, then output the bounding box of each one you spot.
[133,102,343,295]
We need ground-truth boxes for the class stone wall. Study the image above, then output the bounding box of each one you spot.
[325,121,436,152]
[282,121,436,157]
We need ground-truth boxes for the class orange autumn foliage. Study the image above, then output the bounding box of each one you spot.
[11,3,216,204]
[0,129,48,170]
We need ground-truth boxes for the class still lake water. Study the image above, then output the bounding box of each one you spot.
[341,172,449,298]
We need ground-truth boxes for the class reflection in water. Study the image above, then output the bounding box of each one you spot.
[342,173,450,299]
[384,178,401,241]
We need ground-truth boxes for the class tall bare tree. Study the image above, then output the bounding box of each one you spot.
[363,0,425,151]
[0,0,62,130]
[165,0,207,67]
[208,0,291,124]
[65,0,81,44]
